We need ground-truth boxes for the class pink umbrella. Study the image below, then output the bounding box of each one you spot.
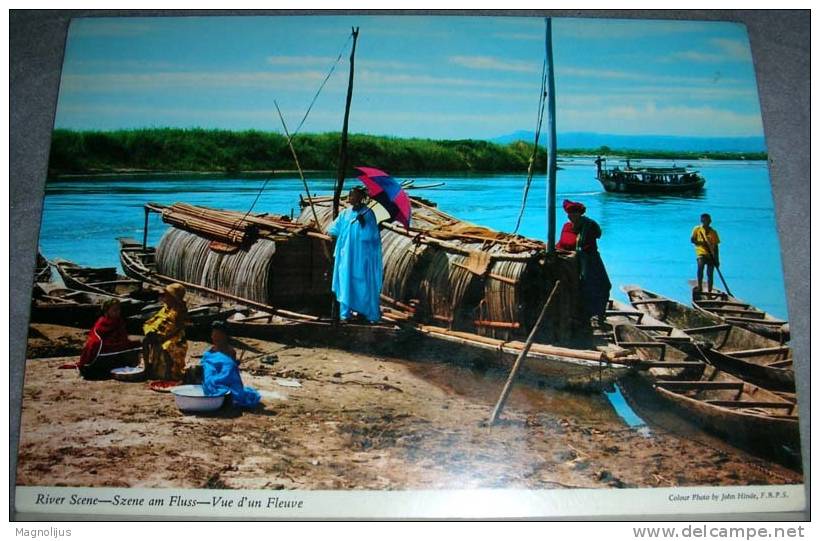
[354,166,411,228]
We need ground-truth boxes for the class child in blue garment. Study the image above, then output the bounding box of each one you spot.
[201,321,261,409]
[327,186,384,323]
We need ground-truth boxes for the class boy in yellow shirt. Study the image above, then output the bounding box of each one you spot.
[690,213,720,292]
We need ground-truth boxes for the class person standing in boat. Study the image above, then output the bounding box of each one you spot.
[556,199,612,326]
[691,213,720,292]
[327,186,384,323]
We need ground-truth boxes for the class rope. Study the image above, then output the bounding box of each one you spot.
[293,33,353,136]
[223,33,353,240]
[512,55,548,235]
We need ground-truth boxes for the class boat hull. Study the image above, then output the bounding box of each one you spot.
[598,177,705,194]
[227,317,630,390]
[623,285,795,392]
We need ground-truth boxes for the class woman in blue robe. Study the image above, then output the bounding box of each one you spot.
[201,321,260,409]
[327,186,384,323]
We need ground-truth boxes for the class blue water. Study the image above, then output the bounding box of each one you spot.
[39,157,789,318]
[605,386,651,437]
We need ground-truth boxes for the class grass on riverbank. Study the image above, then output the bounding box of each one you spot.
[47,128,767,178]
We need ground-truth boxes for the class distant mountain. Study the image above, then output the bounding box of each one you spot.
[492,131,767,153]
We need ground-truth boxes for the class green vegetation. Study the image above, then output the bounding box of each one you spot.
[47,128,766,178]
[562,146,768,161]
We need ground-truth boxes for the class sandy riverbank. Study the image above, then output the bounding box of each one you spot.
[16,324,801,490]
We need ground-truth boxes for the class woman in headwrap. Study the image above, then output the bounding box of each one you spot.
[556,199,612,325]
[200,321,260,409]
[77,298,141,380]
[142,283,188,383]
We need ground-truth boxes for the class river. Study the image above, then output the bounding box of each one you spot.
[39,157,788,318]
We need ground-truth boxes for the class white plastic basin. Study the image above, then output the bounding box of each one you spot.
[171,384,228,412]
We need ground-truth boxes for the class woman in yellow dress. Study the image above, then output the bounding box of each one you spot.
[142,283,188,383]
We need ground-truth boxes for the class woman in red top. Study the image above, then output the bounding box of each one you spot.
[556,199,612,325]
[78,298,142,380]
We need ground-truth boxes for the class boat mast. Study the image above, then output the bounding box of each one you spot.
[332,27,360,218]
[545,17,557,252]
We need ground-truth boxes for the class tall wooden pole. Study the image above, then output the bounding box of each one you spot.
[545,18,557,252]
[332,27,359,218]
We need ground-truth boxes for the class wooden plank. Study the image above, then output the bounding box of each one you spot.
[724,316,787,326]
[631,299,670,305]
[708,307,766,317]
[634,324,673,334]
[473,320,520,329]
[638,361,703,369]
[704,400,794,409]
[683,324,732,333]
[727,346,791,358]
[766,359,793,368]
[656,380,744,390]
[606,310,644,322]
[617,341,666,362]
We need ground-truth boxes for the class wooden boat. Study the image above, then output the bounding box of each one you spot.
[127,301,241,335]
[226,310,638,389]
[119,238,164,286]
[603,298,693,346]
[613,323,801,466]
[690,282,790,342]
[34,251,51,283]
[54,258,156,301]
[595,160,705,194]
[30,282,145,328]
[623,286,794,392]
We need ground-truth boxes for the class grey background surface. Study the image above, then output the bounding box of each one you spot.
[9,9,810,521]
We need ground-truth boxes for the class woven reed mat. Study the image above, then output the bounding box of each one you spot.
[462,250,492,276]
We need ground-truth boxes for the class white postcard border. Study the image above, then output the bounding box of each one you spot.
[16,484,805,519]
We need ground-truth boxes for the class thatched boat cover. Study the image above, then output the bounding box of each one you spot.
[299,196,582,343]
[154,203,332,313]
[151,197,584,342]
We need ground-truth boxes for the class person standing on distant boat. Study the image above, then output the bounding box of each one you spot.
[594,155,604,177]
[556,199,612,325]
[691,213,720,292]
[327,186,383,323]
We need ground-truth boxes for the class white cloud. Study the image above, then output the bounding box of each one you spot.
[60,70,329,92]
[667,38,754,64]
[449,55,539,74]
[559,102,763,137]
[559,66,745,87]
[711,38,753,62]
[554,18,727,40]
[356,69,534,91]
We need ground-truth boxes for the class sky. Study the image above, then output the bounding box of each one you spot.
[54,15,765,139]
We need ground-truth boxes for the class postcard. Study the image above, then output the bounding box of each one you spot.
[15,14,804,519]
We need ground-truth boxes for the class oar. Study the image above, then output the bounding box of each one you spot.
[488,280,561,425]
[699,229,732,296]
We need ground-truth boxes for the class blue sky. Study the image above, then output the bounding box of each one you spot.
[55,15,764,139]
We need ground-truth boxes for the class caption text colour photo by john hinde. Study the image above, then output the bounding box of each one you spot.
[16,14,804,518]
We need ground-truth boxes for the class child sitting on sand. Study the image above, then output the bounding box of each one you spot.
[76,298,142,380]
[201,320,260,409]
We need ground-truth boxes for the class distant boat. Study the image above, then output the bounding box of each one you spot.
[595,157,705,194]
